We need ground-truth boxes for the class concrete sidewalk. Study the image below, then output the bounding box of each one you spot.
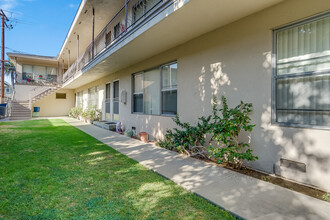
[63,117,330,220]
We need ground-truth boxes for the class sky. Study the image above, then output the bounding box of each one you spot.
[0,0,81,58]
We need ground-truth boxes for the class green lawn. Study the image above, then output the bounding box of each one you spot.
[0,119,234,219]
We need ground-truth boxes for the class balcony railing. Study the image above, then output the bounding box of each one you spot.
[22,73,59,86]
[62,0,168,84]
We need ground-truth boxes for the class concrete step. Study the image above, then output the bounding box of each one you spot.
[12,103,29,105]
[10,117,31,121]
[11,111,31,114]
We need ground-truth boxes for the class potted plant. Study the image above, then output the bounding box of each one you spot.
[85,105,101,123]
[81,109,88,123]
[139,132,148,142]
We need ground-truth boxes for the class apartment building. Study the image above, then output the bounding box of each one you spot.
[8,0,330,191]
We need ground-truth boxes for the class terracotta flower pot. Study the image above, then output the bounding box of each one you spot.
[139,132,148,142]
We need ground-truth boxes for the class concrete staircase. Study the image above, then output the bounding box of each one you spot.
[31,84,62,104]
[10,101,31,120]
[9,84,62,121]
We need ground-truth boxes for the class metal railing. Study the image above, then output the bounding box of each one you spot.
[22,73,59,86]
[62,0,167,84]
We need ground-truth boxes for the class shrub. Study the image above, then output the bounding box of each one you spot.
[125,129,134,137]
[85,105,101,122]
[157,96,258,169]
[208,96,258,169]
[157,114,211,158]
[69,106,82,118]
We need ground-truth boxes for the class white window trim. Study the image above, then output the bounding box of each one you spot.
[272,11,330,130]
[132,61,177,116]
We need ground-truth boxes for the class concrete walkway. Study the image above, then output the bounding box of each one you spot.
[63,117,330,220]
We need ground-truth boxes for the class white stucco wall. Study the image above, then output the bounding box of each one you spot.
[71,0,330,191]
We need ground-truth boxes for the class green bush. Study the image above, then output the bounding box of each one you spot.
[158,114,211,158]
[84,105,101,122]
[68,106,82,118]
[208,96,258,169]
[125,129,134,137]
[157,96,258,169]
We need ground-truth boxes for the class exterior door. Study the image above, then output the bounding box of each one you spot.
[113,80,119,121]
[105,83,111,120]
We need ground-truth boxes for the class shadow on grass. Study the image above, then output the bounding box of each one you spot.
[0,119,234,219]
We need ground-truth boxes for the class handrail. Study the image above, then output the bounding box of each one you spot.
[62,0,166,84]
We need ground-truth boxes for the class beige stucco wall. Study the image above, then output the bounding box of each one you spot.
[14,85,50,102]
[32,89,75,117]
[71,0,330,191]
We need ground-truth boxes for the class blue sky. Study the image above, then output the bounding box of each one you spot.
[0,0,81,58]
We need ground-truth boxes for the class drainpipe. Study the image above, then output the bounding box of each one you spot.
[92,8,95,59]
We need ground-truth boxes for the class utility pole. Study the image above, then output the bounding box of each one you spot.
[0,9,9,104]
[0,10,6,104]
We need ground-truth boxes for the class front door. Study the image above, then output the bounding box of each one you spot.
[113,80,119,121]
[105,83,111,120]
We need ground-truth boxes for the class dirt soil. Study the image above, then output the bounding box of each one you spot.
[119,133,330,203]
[203,158,330,203]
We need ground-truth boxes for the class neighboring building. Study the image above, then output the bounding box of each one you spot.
[7,0,330,191]
[0,81,13,100]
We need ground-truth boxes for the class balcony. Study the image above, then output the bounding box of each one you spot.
[62,0,283,89]
[62,0,168,85]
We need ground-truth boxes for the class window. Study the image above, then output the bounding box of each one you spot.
[133,74,143,113]
[106,30,112,46]
[88,87,99,107]
[132,62,177,115]
[274,13,330,127]
[113,81,119,114]
[133,0,161,23]
[22,65,32,80]
[161,63,177,115]
[114,23,121,39]
[105,83,111,115]
[22,64,57,81]
[56,93,66,99]
[76,91,83,107]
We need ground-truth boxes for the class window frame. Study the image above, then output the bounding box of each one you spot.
[56,93,66,99]
[132,72,144,113]
[272,11,330,130]
[132,61,177,117]
[132,0,162,24]
[113,80,120,115]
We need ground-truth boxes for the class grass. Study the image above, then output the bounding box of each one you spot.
[0,119,235,219]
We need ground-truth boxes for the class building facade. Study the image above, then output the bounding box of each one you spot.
[8,0,330,191]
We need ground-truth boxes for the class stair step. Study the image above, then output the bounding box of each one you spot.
[10,118,31,120]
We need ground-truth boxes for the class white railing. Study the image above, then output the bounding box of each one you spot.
[62,0,167,84]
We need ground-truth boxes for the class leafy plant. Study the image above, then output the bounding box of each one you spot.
[85,105,101,122]
[69,106,83,118]
[208,96,258,169]
[157,95,258,169]
[125,129,134,137]
[322,193,330,202]
[157,114,211,158]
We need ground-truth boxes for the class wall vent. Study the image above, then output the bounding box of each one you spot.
[280,158,306,173]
